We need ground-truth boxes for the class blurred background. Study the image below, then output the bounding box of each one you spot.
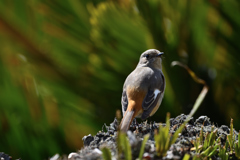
[0,0,240,159]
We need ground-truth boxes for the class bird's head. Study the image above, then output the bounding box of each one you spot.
[137,49,164,69]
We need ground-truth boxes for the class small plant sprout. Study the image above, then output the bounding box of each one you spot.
[218,141,229,160]
[117,132,132,160]
[193,136,201,153]
[154,112,171,157]
[101,147,112,160]
[183,154,190,160]
[227,118,234,154]
[200,125,204,144]
[234,131,240,159]
[192,126,220,158]
[138,134,150,160]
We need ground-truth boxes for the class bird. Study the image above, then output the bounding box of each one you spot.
[119,49,165,132]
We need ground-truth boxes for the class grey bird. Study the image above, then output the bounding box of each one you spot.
[119,49,165,132]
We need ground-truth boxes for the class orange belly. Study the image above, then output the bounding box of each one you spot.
[126,86,146,117]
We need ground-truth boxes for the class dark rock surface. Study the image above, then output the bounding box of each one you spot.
[77,114,238,160]
[1,114,238,160]
[0,153,12,160]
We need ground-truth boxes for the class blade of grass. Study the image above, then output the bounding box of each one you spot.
[118,132,132,160]
[192,154,202,160]
[170,62,209,144]
[101,147,112,160]
[227,119,234,153]
[200,146,214,157]
[219,144,229,160]
[238,131,240,147]
[208,143,220,157]
[194,136,200,153]
[236,131,240,158]
[155,61,209,157]
[203,132,210,150]
[183,154,190,160]
[138,134,150,160]
[164,113,171,151]
[209,128,217,146]
[171,61,208,121]
[200,126,204,145]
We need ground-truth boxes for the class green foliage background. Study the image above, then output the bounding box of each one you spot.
[0,0,240,159]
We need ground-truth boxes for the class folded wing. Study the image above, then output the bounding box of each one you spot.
[141,74,165,119]
[121,89,128,115]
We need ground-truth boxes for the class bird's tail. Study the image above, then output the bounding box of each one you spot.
[119,110,135,132]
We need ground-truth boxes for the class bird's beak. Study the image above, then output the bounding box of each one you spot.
[157,52,164,57]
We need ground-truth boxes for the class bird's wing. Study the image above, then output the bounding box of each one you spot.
[141,74,165,120]
[121,89,128,114]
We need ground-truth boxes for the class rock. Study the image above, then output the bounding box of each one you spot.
[127,131,137,146]
[0,152,12,160]
[171,114,194,126]
[82,134,94,146]
[68,153,80,160]
[219,125,230,133]
[75,115,237,160]
[195,116,211,126]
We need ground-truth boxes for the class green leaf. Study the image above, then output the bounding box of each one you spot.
[124,135,132,160]
[138,134,150,160]
[225,140,229,150]
[208,128,217,146]
[155,113,173,157]
[194,136,200,153]
[234,142,240,159]
[238,131,240,147]
[227,119,234,153]
[192,154,202,160]
[235,131,240,159]
[219,145,228,160]
[200,126,204,145]
[183,154,190,160]
[118,132,132,160]
[101,147,112,160]
[171,62,209,119]
[170,61,209,152]
[203,132,210,150]
[164,112,171,151]
[200,146,214,157]
[208,143,219,157]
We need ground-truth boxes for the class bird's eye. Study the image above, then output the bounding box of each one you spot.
[145,54,150,58]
